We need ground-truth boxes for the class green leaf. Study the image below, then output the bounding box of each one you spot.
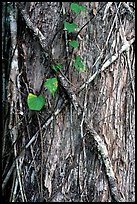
[70,3,86,14]
[69,40,79,48]
[73,55,85,72]
[27,93,45,111]
[52,64,63,72]
[70,3,81,14]
[44,78,58,96]
[64,21,77,33]
[79,5,86,11]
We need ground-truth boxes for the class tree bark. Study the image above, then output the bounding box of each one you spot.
[2,2,135,202]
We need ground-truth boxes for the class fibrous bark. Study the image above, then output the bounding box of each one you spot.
[2,2,135,202]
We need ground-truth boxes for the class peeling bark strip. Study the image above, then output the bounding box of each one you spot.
[8,4,27,202]
[78,37,135,92]
[57,73,124,202]
[2,99,67,191]
[84,120,124,202]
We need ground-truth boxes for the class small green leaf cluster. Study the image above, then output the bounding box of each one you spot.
[73,55,85,72]
[64,21,77,33]
[27,77,59,111]
[69,40,79,48]
[27,3,87,111]
[44,77,58,96]
[64,3,87,72]
[70,3,86,14]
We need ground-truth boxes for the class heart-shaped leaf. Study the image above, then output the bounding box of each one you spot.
[70,3,86,14]
[70,3,81,14]
[44,78,58,96]
[73,55,85,72]
[27,93,45,111]
[69,40,79,48]
[64,21,77,33]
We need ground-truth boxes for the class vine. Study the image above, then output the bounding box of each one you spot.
[27,2,87,111]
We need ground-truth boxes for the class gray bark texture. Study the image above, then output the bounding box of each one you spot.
[2,2,135,202]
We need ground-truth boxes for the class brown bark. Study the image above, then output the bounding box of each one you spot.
[2,2,135,202]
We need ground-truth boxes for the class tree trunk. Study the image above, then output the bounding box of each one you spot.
[2,2,135,202]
